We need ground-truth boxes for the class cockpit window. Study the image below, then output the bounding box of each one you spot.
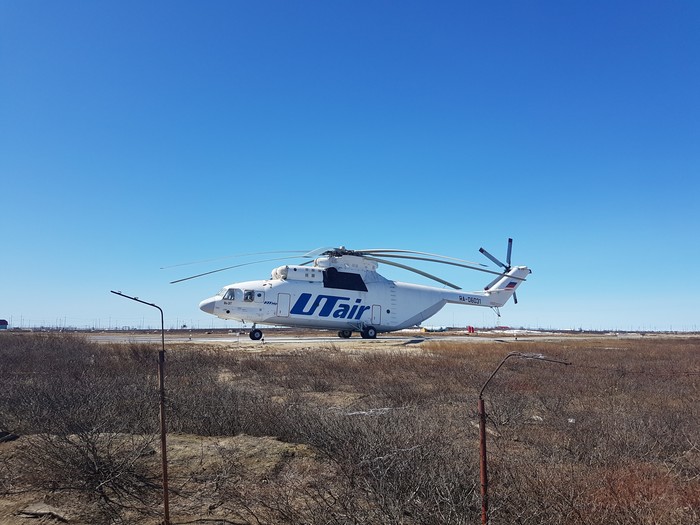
[223,289,237,301]
[243,290,255,302]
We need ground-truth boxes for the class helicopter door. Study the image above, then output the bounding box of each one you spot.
[371,305,382,325]
[277,293,291,317]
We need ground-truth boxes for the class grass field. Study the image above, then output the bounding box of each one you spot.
[1,332,698,524]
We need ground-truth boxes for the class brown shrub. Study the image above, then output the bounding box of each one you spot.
[1,333,699,524]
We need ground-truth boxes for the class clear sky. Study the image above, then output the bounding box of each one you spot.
[1,1,698,332]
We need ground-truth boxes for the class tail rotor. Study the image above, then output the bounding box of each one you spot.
[480,238,520,304]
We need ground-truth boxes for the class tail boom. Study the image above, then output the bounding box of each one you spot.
[444,266,531,308]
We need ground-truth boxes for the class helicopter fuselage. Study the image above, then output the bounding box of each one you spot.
[198,255,530,337]
[201,278,450,332]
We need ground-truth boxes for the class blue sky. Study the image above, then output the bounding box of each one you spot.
[1,1,698,331]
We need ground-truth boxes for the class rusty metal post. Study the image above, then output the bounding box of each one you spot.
[477,352,515,524]
[477,352,570,525]
[478,397,489,524]
[157,348,170,525]
[110,291,171,525]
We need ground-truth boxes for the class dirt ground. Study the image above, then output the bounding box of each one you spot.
[1,433,320,525]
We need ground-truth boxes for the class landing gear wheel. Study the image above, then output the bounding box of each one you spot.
[360,326,377,339]
[249,329,263,341]
[338,330,352,339]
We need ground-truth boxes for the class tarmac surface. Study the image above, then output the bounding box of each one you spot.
[83,328,666,347]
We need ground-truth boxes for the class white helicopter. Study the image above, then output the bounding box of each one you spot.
[178,239,531,340]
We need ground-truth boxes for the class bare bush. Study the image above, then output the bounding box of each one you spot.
[0,334,160,522]
[1,333,699,524]
[17,432,160,522]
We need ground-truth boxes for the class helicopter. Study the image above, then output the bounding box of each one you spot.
[180,239,531,340]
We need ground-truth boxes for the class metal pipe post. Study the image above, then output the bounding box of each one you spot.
[157,348,170,524]
[110,291,171,525]
[477,351,570,525]
[478,397,488,525]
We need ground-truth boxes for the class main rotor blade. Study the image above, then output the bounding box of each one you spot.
[170,256,296,284]
[506,238,513,267]
[371,253,516,279]
[479,247,507,269]
[161,250,307,270]
[304,247,489,270]
[364,256,462,289]
[484,275,502,290]
[303,246,336,258]
[357,249,488,267]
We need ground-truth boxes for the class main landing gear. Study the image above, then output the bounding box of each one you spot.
[337,326,378,339]
[360,326,377,339]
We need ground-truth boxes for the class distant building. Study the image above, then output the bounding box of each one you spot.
[0,320,8,330]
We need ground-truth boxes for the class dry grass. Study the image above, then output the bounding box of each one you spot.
[0,332,698,524]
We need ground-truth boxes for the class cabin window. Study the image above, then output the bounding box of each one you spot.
[243,290,255,302]
[322,267,368,292]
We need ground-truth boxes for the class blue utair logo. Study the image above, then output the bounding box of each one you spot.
[290,293,370,320]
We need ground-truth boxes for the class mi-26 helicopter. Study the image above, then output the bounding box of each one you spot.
[175,239,531,340]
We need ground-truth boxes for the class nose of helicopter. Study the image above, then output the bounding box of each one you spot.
[199,297,216,314]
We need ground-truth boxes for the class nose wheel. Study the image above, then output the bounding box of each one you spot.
[338,330,352,339]
[249,328,263,341]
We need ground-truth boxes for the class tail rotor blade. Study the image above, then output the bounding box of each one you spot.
[506,238,513,267]
[479,247,507,269]
[513,291,518,304]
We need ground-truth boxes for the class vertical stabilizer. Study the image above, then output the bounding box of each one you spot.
[485,266,531,307]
